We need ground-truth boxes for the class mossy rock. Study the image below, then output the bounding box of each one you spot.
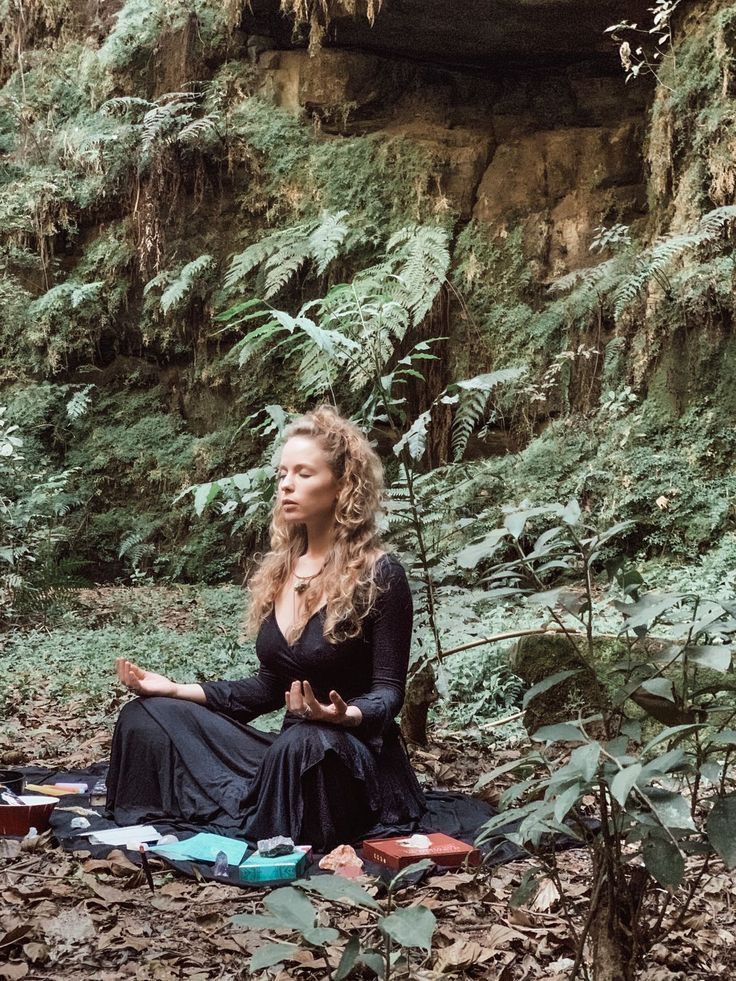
[511,633,625,734]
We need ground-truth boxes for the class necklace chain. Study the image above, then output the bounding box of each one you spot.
[293,563,325,594]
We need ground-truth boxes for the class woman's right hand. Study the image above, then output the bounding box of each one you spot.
[116,657,178,698]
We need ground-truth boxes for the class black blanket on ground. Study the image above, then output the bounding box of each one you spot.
[15,763,526,887]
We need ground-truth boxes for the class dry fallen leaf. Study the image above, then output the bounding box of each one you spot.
[21,941,48,963]
[435,938,495,972]
[83,848,139,878]
[42,907,96,945]
[0,925,31,950]
[0,841,21,860]
[81,873,135,905]
[0,963,29,981]
[484,923,526,950]
[549,956,575,971]
[531,877,560,912]
[428,871,475,891]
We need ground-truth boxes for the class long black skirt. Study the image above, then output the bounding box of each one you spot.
[105,698,426,851]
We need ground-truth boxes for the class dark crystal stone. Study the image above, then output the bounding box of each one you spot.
[257,835,295,857]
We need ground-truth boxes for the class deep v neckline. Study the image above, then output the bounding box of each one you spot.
[271,605,327,647]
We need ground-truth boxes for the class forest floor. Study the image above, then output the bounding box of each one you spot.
[1,587,736,980]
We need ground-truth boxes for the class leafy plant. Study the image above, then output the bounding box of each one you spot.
[230,862,436,979]
[101,91,222,173]
[473,502,736,980]
[65,384,95,420]
[0,406,80,626]
[606,0,683,84]
[143,254,216,316]
[611,206,736,319]
[225,211,350,299]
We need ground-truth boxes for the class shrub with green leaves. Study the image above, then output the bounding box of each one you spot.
[473,501,736,979]
[231,862,437,978]
[0,406,80,624]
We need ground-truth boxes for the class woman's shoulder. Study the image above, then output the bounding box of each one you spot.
[371,552,410,595]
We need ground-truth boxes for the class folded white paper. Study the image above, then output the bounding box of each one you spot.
[83,824,162,846]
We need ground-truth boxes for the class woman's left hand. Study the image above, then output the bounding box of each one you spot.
[285,680,361,727]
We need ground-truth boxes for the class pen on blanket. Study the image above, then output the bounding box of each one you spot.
[139,845,155,893]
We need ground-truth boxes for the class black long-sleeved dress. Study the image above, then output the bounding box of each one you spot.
[106,555,426,851]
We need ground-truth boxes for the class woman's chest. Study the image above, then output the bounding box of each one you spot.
[258,614,371,679]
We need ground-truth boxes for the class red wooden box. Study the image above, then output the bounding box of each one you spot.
[362,833,481,871]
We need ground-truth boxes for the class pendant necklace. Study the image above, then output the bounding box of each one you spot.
[293,565,325,594]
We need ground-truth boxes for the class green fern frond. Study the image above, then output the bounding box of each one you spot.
[549,257,618,296]
[225,234,286,290]
[601,335,627,390]
[139,92,198,166]
[613,233,699,318]
[451,368,526,461]
[159,254,214,315]
[66,385,95,421]
[394,408,432,462]
[101,96,154,117]
[118,530,154,569]
[309,226,445,395]
[27,283,73,319]
[119,530,143,559]
[295,344,340,397]
[308,210,349,274]
[226,211,351,298]
[697,204,736,237]
[70,281,105,308]
[452,388,488,462]
[235,319,286,366]
[387,224,450,324]
[143,269,170,296]
[177,113,222,148]
[316,277,409,390]
[612,207,736,320]
[263,241,310,298]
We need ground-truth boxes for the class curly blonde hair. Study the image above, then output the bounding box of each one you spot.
[246,405,386,644]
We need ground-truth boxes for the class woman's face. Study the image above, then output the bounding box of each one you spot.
[276,436,340,526]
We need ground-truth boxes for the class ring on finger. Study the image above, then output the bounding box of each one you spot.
[300,705,312,719]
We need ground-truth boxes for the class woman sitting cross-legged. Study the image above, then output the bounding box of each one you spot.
[106,405,426,852]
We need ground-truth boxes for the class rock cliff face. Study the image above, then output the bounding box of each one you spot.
[245,0,650,280]
[4,0,732,579]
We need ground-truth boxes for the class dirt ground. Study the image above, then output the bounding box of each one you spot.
[2,705,735,981]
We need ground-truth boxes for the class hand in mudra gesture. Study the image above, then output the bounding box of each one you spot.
[286,680,353,725]
[116,657,177,698]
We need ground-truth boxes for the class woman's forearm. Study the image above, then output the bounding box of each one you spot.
[172,683,207,704]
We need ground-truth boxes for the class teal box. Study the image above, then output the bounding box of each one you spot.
[239,849,309,883]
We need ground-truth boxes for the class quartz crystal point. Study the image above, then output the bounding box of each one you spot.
[213,850,229,877]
